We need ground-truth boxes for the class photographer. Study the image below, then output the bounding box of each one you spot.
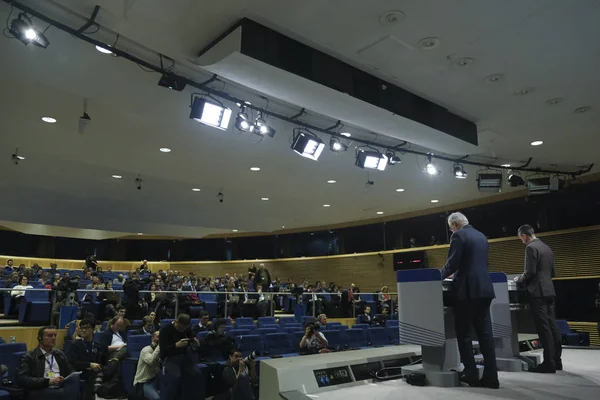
[219,348,258,400]
[299,322,328,354]
[159,313,205,400]
[199,318,236,362]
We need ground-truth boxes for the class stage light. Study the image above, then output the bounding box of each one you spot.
[424,155,438,175]
[9,14,49,49]
[235,104,254,132]
[385,150,401,165]
[254,112,276,138]
[527,176,561,194]
[329,137,348,152]
[158,74,187,91]
[189,97,232,131]
[477,172,503,192]
[453,164,467,179]
[355,148,387,171]
[507,170,525,187]
[291,129,325,161]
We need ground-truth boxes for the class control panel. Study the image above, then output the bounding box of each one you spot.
[351,361,383,381]
[314,366,353,387]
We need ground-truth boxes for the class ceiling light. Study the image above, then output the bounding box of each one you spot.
[323,204,331,207]
[379,10,406,27]
[250,167,261,171]
[507,170,525,187]
[158,73,187,91]
[192,188,201,192]
[281,225,285,229]
[261,197,269,201]
[137,233,143,235]
[431,200,439,203]
[41,117,56,123]
[485,74,504,83]
[530,140,544,146]
[454,57,474,67]
[424,155,439,176]
[385,150,401,165]
[232,229,238,232]
[514,88,534,96]
[235,104,254,133]
[453,163,467,179]
[574,106,591,114]
[159,147,171,153]
[395,188,405,192]
[189,97,232,131]
[329,137,348,152]
[355,148,387,171]
[528,176,562,195]
[376,211,384,215]
[112,175,122,179]
[9,14,50,48]
[418,37,440,50]
[95,45,113,54]
[340,132,351,138]
[477,172,503,192]
[291,129,325,161]
[327,180,337,184]
[254,112,276,138]
[545,98,563,106]
[501,164,511,168]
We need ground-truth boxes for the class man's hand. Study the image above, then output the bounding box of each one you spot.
[513,276,520,282]
[176,338,190,348]
[49,376,64,386]
[89,362,102,372]
[304,327,312,337]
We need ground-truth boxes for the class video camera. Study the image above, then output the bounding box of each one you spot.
[306,322,320,335]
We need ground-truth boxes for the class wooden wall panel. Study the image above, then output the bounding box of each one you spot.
[0,256,169,272]
[567,322,599,347]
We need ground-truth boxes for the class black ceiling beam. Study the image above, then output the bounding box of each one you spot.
[3,0,593,177]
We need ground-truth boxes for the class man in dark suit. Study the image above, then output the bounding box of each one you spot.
[441,212,498,389]
[515,224,562,373]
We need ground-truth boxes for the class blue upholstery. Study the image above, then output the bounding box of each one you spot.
[320,330,342,349]
[556,320,589,346]
[212,318,233,326]
[228,329,250,337]
[189,305,203,317]
[352,323,369,330]
[385,320,399,328]
[0,343,27,381]
[127,334,152,358]
[263,333,295,356]
[283,323,302,331]
[200,294,217,317]
[0,390,10,400]
[336,325,349,331]
[345,329,368,348]
[257,328,278,336]
[258,317,277,327]
[387,327,400,345]
[160,319,174,329]
[19,289,51,324]
[196,331,210,341]
[58,305,78,329]
[121,358,138,394]
[302,316,315,325]
[101,321,108,331]
[326,322,342,329]
[237,335,263,357]
[284,326,304,334]
[260,324,279,331]
[234,317,255,327]
[368,327,392,346]
[277,317,297,326]
[290,332,305,353]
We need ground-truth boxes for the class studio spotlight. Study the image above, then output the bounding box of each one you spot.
[329,137,348,152]
[507,170,525,187]
[453,163,467,179]
[385,150,401,165]
[235,104,254,132]
[9,14,49,48]
[254,112,276,138]
[424,155,439,175]
[189,97,232,131]
[355,148,387,171]
[158,74,187,91]
[291,129,325,161]
[477,172,503,192]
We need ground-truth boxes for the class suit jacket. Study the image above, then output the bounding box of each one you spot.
[66,339,106,379]
[441,225,495,302]
[517,238,556,298]
[17,347,73,390]
[358,314,372,325]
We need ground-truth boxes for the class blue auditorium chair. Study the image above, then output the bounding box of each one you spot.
[336,325,349,331]
[284,326,303,334]
[127,334,152,358]
[352,323,369,330]
[0,390,10,400]
[284,323,302,331]
[302,316,316,325]
[237,335,263,357]
[259,323,280,331]
[211,318,233,327]
[345,329,368,349]
[320,330,342,350]
[556,320,590,346]
[257,328,278,336]
[0,343,27,381]
[263,333,296,357]
[277,317,297,326]
[234,317,255,327]
[121,358,138,394]
[326,322,342,329]
[258,317,277,327]
[189,305,203,317]
[290,332,306,353]
[228,329,250,338]
[368,327,393,347]
[160,319,174,329]
[18,289,51,324]
[199,294,217,317]
[196,331,210,341]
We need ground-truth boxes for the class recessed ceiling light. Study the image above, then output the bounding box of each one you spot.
[281,225,285,229]
[137,232,143,235]
[95,45,113,54]
[261,197,269,201]
[454,57,474,67]
[376,211,384,215]
[327,180,337,184]
[232,229,238,232]
[431,199,439,203]
[192,188,201,192]
[323,204,331,207]
[395,188,405,192]
[379,10,405,27]
[41,117,56,123]
[574,106,591,114]
[340,132,351,138]
[112,175,122,179]
[159,147,171,153]
[485,74,504,83]
[545,98,563,106]
[530,140,544,146]
[250,167,261,171]
[501,164,511,168]
[513,88,534,96]
[418,37,440,50]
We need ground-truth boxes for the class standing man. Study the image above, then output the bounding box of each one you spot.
[441,212,498,389]
[514,224,562,373]
[133,331,161,400]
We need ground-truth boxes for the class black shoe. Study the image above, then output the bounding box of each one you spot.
[459,372,480,387]
[530,363,556,373]
[479,378,500,389]
[556,359,563,371]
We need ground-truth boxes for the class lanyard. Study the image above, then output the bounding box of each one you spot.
[46,354,54,370]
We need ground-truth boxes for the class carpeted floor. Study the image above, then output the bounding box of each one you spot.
[315,348,600,400]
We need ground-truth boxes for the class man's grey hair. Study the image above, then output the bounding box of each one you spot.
[447,212,469,228]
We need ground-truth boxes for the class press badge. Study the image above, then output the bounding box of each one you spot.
[44,371,56,379]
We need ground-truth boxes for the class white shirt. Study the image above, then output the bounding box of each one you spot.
[40,347,61,386]
[133,344,160,385]
[305,332,327,349]
[11,285,33,297]
[111,331,125,347]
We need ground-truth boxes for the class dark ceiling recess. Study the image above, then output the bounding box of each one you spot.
[199,18,478,146]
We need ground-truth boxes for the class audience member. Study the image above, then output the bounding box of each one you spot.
[254,264,271,287]
[316,314,327,329]
[100,317,127,358]
[192,311,210,337]
[299,322,328,354]
[133,331,160,400]
[358,306,373,325]
[220,348,258,400]
[133,316,155,336]
[66,319,105,400]
[200,318,236,362]
[113,274,125,285]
